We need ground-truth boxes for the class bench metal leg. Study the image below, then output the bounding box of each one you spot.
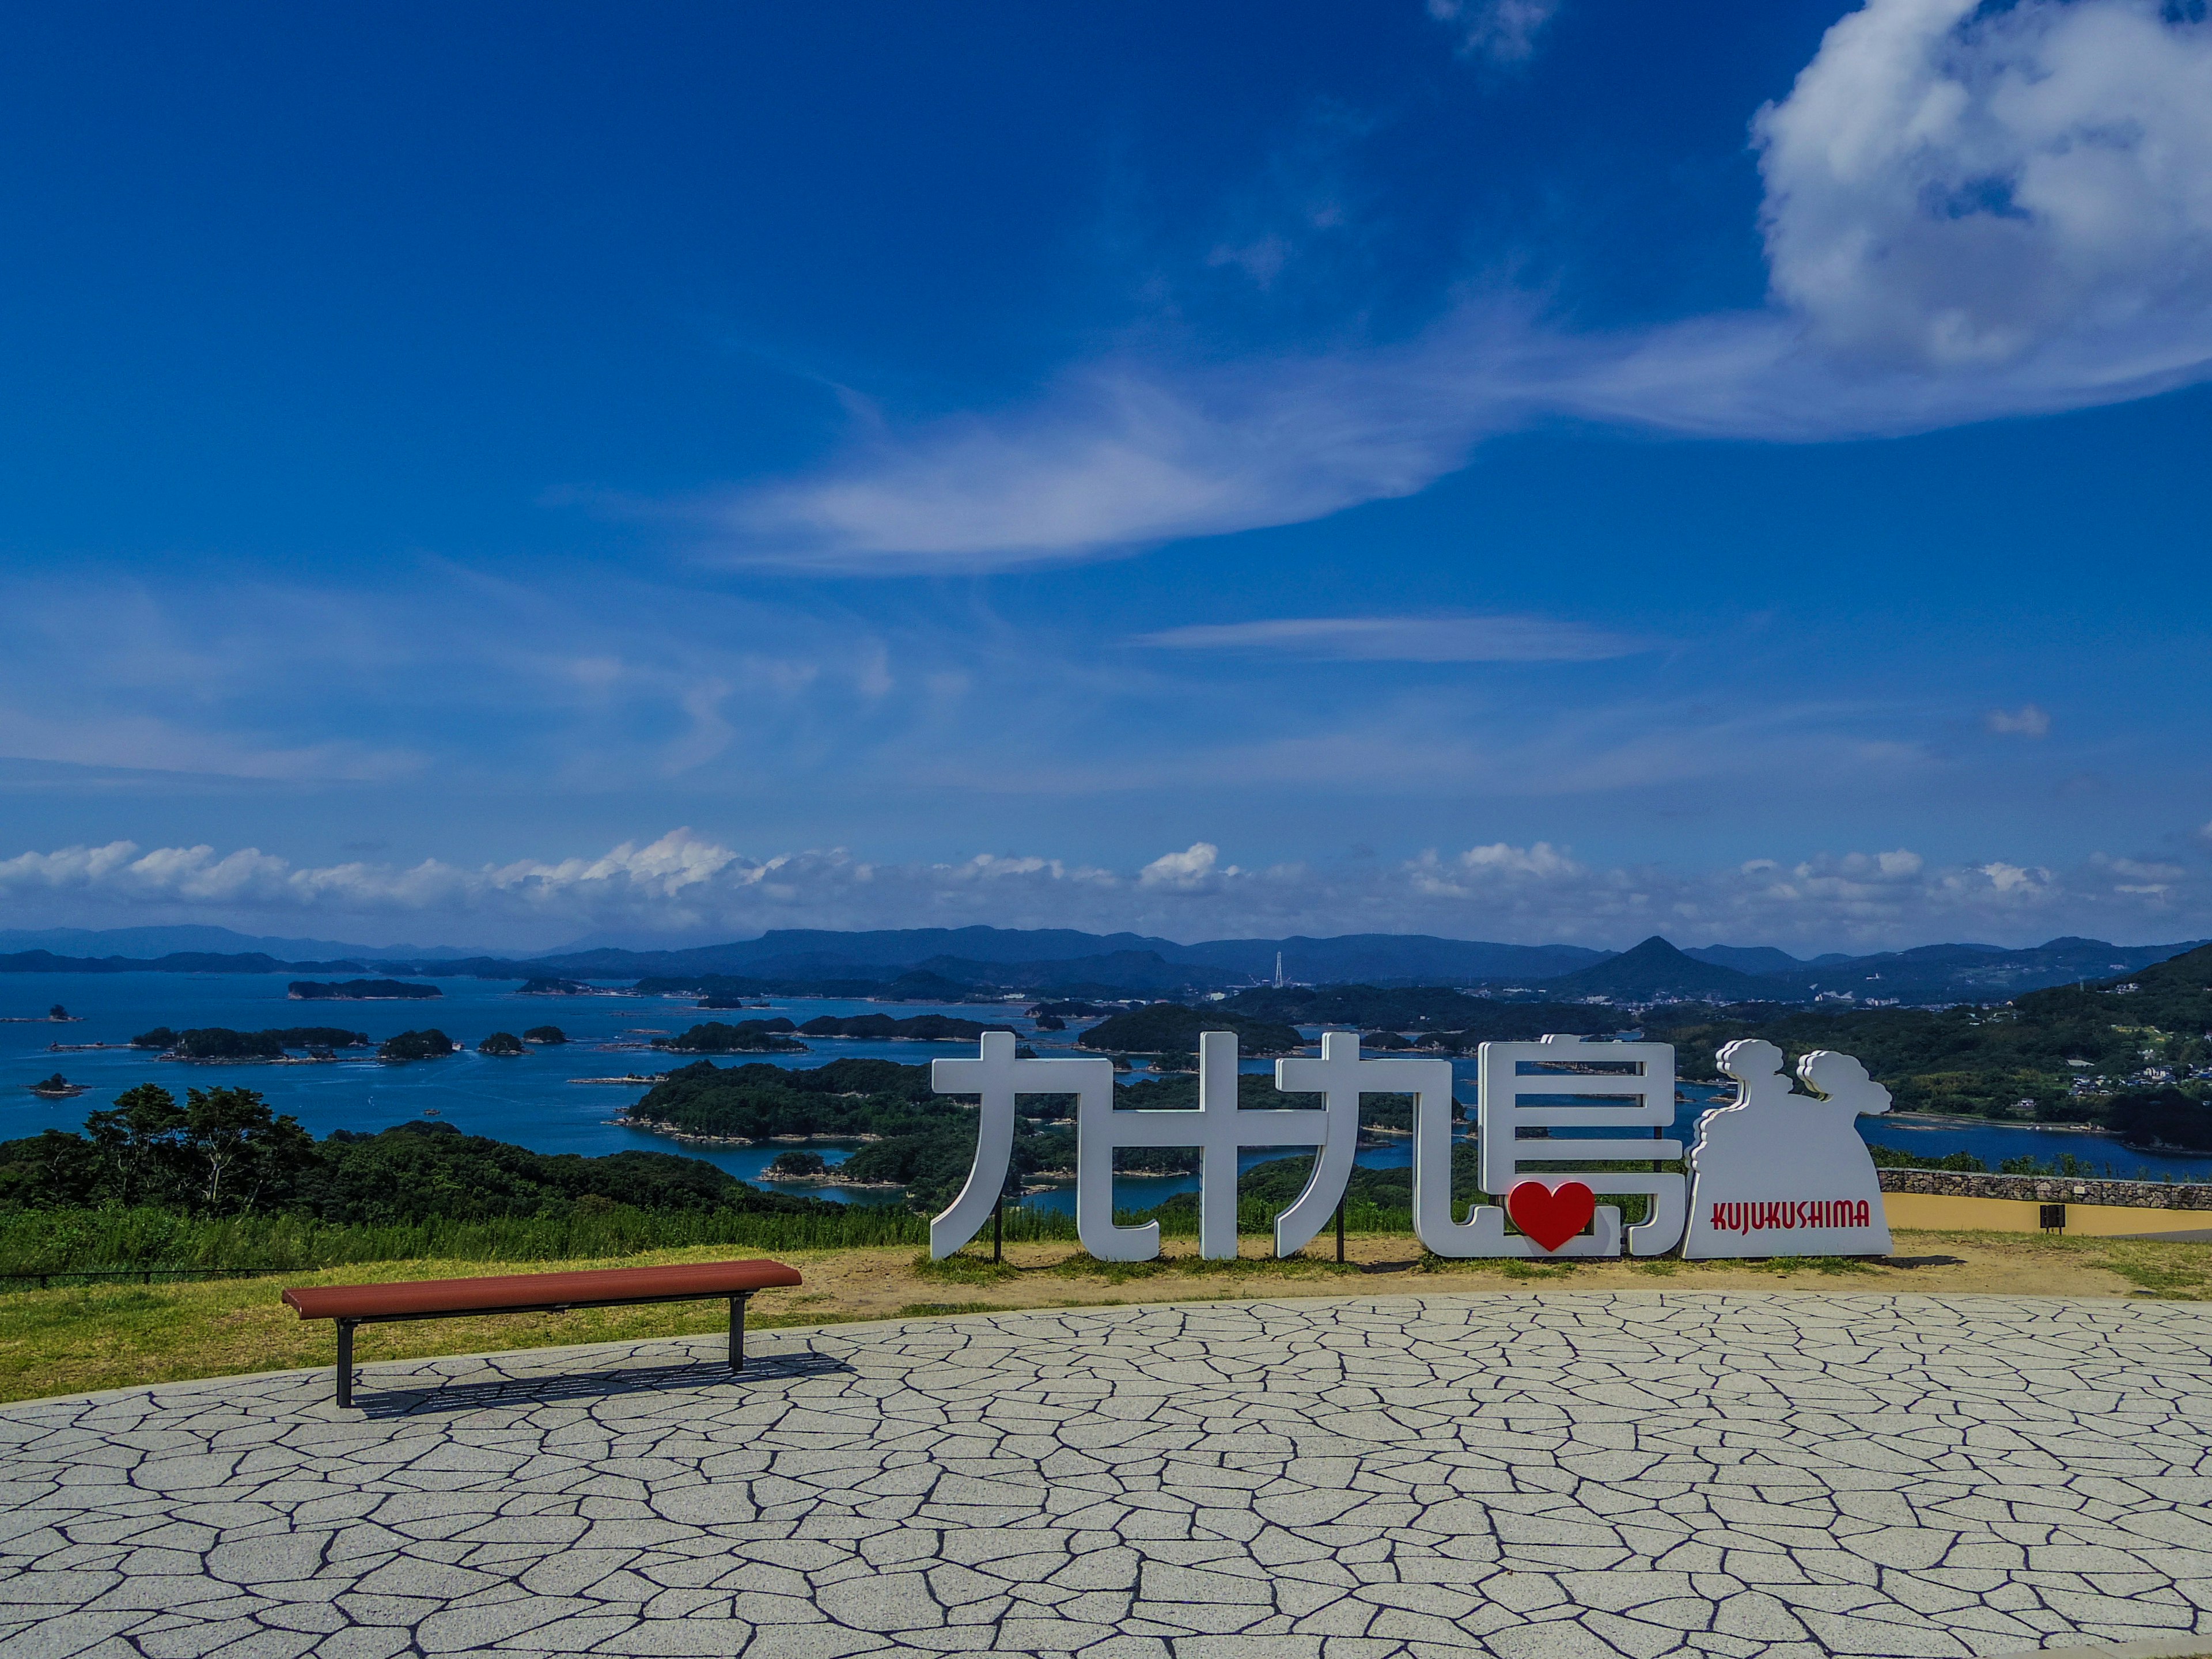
[336,1320,356,1410]
[730,1294,748,1372]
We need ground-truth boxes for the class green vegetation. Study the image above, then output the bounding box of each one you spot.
[478,1031,527,1056]
[626,1058,996,1208]
[1078,1002,1301,1055]
[797,1013,1014,1041]
[288,978,440,1000]
[519,978,593,995]
[378,1029,456,1061]
[130,1026,369,1056]
[522,1025,567,1044]
[1644,946,2212,1132]
[656,1020,808,1054]
[179,1028,281,1060]
[1222,986,1618,1043]
[0,1085,960,1275]
[2108,1088,2212,1152]
[1866,1143,1988,1172]
[768,1150,828,1177]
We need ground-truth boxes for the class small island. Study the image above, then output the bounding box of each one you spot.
[129,1026,372,1060]
[289,979,441,1001]
[523,1025,567,1045]
[380,1028,458,1060]
[797,1013,1016,1041]
[26,1073,86,1099]
[654,1020,808,1055]
[1075,1002,1303,1056]
[519,978,596,996]
[478,1031,527,1056]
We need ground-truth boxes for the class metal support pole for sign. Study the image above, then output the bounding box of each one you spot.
[1334,1199,1345,1263]
[992,1196,1003,1263]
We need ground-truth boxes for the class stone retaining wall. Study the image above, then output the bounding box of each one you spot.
[1879,1166,2212,1211]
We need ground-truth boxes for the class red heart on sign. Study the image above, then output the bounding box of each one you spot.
[1507,1181,1596,1252]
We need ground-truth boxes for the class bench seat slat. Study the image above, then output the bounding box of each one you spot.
[282,1259,802,1322]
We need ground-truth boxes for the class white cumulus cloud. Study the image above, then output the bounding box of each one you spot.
[0,828,2205,953]
[1756,0,2212,373]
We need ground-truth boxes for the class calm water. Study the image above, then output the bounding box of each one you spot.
[7,974,2199,1212]
[0,974,1426,1213]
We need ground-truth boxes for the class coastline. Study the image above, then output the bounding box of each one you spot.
[1881,1110,2115,1136]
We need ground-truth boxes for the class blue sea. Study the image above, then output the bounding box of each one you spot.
[6,974,2203,1214]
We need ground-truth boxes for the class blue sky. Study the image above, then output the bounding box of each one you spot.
[2,0,2210,953]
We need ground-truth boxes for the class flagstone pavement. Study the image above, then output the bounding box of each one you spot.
[4,1292,2212,1659]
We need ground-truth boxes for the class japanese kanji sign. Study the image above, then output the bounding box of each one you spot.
[928,1028,1893,1262]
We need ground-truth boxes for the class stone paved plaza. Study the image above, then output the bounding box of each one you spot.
[3,1293,2212,1659]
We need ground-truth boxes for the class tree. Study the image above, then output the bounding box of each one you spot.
[47,1004,68,1020]
[180,1086,314,1213]
[767,1150,828,1177]
[84,1084,186,1206]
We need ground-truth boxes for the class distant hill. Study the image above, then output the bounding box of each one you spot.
[1541,937,1773,1001]
[1683,945,1808,976]
[1756,935,2205,1004]
[0,917,2202,1007]
[508,926,1610,987]
[1162,934,1608,984]
[0,924,481,959]
[0,950,373,976]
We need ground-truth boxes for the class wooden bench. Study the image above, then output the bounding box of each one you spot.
[282,1258,803,1407]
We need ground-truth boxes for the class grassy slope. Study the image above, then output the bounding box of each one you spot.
[5,1228,2210,1406]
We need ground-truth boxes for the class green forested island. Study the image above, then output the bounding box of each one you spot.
[654,1020,808,1054]
[287,979,441,1001]
[1077,1003,1302,1056]
[128,1027,371,1059]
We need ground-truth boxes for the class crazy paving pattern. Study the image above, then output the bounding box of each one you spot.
[3,1293,2212,1659]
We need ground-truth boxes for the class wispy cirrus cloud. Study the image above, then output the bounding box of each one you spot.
[1986,704,2052,738]
[1131,613,1648,663]
[1427,0,1563,67]
[711,0,2212,575]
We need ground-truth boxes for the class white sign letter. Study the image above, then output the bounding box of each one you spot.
[1272,1031,1436,1257]
[1420,1035,1683,1257]
[929,1031,1112,1259]
[1078,1030,1336,1262]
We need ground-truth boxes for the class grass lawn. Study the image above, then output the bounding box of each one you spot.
[2,1226,2208,1406]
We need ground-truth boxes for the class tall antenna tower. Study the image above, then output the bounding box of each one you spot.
[1274,950,1284,989]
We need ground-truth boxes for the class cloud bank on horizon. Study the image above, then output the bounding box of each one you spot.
[726,0,2212,572]
[0,829,2196,956]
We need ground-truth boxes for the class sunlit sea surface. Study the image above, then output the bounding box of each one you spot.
[4,973,2205,1213]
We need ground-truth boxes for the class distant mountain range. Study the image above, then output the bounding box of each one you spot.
[0,923,2198,1006]
[0,925,479,960]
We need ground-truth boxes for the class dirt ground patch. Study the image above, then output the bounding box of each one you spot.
[2,1226,2203,1404]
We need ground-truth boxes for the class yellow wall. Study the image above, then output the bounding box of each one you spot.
[1884,1191,2212,1237]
